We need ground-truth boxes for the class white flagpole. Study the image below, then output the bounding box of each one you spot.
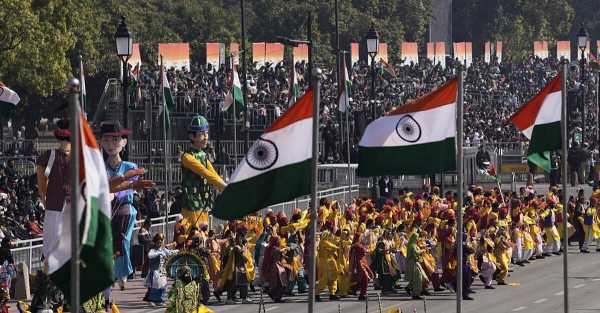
[68,77,81,311]
[233,60,239,167]
[456,65,465,313]
[161,56,169,235]
[560,61,569,313]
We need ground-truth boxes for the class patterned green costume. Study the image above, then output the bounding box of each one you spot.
[166,266,201,313]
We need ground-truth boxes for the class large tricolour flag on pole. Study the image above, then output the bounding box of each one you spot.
[508,74,561,172]
[0,82,20,118]
[357,79,457,176]
[49,112,114,303]
[213,89,314,220]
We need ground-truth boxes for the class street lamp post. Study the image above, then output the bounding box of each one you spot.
[115,16,133,130]
[366,26,379,200]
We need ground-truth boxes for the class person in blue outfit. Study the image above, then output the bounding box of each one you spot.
[99,121,154,309]
[143,233,178,305]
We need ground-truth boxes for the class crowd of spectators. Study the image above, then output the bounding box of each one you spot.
[1,54,598,239]
[127,54,598,163]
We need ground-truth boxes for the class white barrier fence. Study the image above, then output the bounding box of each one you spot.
[11,185,359,273]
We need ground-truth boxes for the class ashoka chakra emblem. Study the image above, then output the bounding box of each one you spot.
[395,115,422,143]
[246,138,279,170]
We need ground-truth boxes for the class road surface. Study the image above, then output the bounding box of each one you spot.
[96,245,599,313]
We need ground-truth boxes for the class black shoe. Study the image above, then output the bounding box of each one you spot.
[412,296,424,300]
[330,295,340,300]
[422,290,432,296]
[213,291,222,303]
[552,252,561,255]
[463,296,474,300]
[516,262,525,267]
[581,250,591,253]
[536,255,546,259]
[497,282,508,285]
[523,260,530,264]
[315,295,322,302]
[542,253,551,257]
[358,295,366,301]
[485,286,495,290]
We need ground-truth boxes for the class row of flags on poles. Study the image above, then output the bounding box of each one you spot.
[212,69,563,220]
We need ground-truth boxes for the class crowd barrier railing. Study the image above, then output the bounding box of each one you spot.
[10,184,360,273]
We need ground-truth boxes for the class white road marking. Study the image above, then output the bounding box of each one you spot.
[512,306,527,311]
[573,283,586,289]
[592,278,600,282]
[554,291,565,296]
[266,306,279,312]
[533,298,548,304]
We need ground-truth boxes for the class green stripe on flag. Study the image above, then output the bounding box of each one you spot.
[50,212,114,303]
[358,138,456,176]
[529,121,561,154]
[213,160,311,220]
[527,151,551,173]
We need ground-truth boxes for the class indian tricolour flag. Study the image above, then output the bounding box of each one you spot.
[213,89,314,220]
[48,112,114,303]
[222,65,244,114]
[0,82,20,118]
[509,74,562,172]
[338,59,351,112]
[160,66,174,130]
[357,79,458,176]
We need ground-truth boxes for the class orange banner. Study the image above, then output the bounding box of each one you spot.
[230,43,239,65]
[577,41,590,60]
[556,41,570,61]
[265,43,284,67]
[127,43,141,67]
[533,41,549,59]
[351,43,359,65]
[293,44,309,64]
[484,42,491,63]
[252,42,266,67]
[427,42,435,61]
[378,43,388,63]
[401,42,419,65]
[435,42,446,67]
[159,43,190,70]
[496,41,503,63]
[466,42,472,67]
[453,42,471,67]
[205,43,221,69]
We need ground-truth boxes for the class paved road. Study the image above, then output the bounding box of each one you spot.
[86,244,599,313]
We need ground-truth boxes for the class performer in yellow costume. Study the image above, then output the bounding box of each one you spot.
[180,115,227,228]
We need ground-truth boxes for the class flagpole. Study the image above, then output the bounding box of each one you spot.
[161,55,169,235]
[560,61,569,313]
[307,12,320,313]
[68,77,81,311]
[240,0,250,154]
[79,55,85,114]
[233,63,239,167]
[341,50,352,205]
[335,0,343,161]
[456,66,464,313]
